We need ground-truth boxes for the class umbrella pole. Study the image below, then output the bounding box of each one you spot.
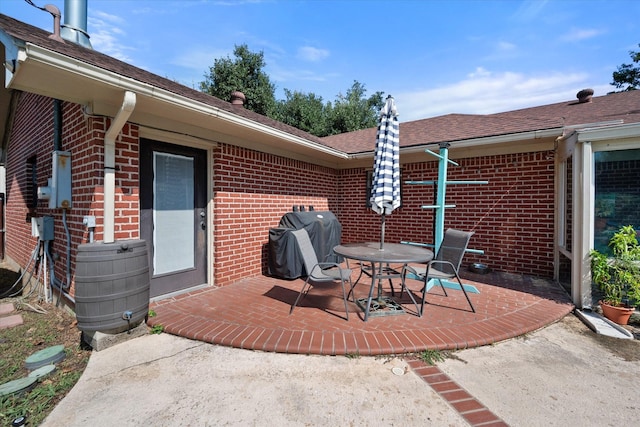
[380,213,386,250]
[377,213,386,301]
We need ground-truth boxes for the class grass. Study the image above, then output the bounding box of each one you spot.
[416,348,446,365]
[150,324,164,334]
[1,264,91,426]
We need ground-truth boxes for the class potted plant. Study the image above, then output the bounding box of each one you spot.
[590,225,640,325]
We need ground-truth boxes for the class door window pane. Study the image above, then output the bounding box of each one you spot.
[153,152,194,274]
[594,149,640,253]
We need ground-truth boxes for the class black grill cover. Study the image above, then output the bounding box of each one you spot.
[268,211,342,279]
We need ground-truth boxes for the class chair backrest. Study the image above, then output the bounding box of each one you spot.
[435,229,474,274]
[291,229,319,277]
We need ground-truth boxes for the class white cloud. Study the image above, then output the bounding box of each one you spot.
[92,10,126,25]
[395,69,611,122]
[88,13,133,62]
[171,47,231,72]
[497,41,517,52]
[269,61,339,85]
[89,30,134,63]
[468,67,492,78]
[511,0,549,21]
[560,28,605,42]
[297,46,330,62]
[130,7,156,15]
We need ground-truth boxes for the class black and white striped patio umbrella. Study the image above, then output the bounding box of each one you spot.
[370,95,400,250]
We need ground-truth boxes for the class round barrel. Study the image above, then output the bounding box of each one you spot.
[75,239,150,333]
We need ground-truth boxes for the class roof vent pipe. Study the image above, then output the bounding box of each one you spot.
[43,4,65,43]
[576,88,594,103]
[60,0,92,49]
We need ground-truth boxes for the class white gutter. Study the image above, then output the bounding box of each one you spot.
[20,44,348,159]
[576,121,640,142]
[350,128,564,159]
[351,121,631,160]
[103,90,136,243]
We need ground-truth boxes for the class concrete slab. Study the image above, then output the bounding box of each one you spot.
[42,333,468,426]
[81,322,149,351]
[575,308,634,339]
[41,314,640,426]
[0,314,24,330]
[439,315,640,426]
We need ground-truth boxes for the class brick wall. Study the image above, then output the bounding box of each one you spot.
[6,93,557,297]
[337,151,556,278]
[5,94,140,294]
[212,143,339,286]
[5,93,52,271]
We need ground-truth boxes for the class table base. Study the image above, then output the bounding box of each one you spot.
[356,296,405,317]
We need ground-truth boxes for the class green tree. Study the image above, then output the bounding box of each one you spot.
[200,44,277,116]
[611,44,640,91]
[273,89,329,136]
[326,81,384,135]
[270,81,384,137]
[200,45,385,136]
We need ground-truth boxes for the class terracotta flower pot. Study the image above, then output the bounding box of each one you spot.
[599,301,635,325]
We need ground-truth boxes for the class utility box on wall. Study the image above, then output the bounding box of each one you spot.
[31,216,55,241]
[50,151,72,209]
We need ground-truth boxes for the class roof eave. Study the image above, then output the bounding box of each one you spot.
[5,42,348,166]
[347,128,564,164]
[577,122,640,143]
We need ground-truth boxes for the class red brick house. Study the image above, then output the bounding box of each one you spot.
[1,12,639,311]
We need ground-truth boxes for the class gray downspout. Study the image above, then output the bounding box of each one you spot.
[53,99,62,150]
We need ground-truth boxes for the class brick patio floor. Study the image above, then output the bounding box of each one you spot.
[147,269,573,426]
[148,268,574,356]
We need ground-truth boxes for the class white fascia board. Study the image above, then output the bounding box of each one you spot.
[395,122,639,158]
[576,122,640,142]
[406,128,564,154]
[347,128,564,159]
[19,43,348,160]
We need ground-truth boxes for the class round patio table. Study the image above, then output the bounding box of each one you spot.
[333,243,434,321]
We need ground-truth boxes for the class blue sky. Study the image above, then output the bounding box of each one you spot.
[2,0,639,122]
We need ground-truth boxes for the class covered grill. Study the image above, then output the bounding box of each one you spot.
[268,210,342,279]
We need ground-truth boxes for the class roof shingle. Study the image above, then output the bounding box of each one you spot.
[322,91,640,153]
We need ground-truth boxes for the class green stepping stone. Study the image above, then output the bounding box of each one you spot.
[25,345,65,370]
[0,377,37,397]
[28,364,57,380]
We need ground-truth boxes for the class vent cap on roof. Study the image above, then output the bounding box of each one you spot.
[576,88,594,103]
[44,4,64,43]
[230,91,246,106]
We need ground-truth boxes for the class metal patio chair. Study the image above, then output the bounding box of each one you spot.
[401,228,476,315]
[289,228,353,320]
